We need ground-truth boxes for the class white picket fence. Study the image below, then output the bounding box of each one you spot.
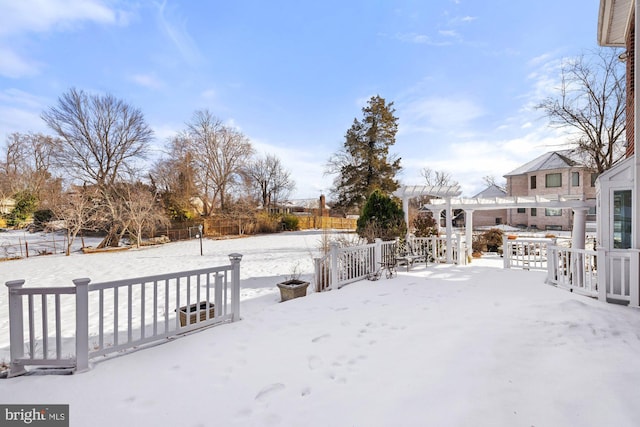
[5,254,242,377]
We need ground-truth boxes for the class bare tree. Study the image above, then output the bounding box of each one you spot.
[122,184,169,248]
[245,153,295,211]
[185,110,254,214]
[42,88,154,187]
[0,132,59,202]
[537,48,626,174]
[42,88,154,247]
[51,187,99,255]
[420,168,458,187]
[150,134,199,220]
[482,175,505,189]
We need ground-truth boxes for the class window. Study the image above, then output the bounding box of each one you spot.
[591,173,599,187]
[545,208,562,216]
[545,173,562,188]
[613,190,632,249]
[546,225,562,231]
[571,172,579,187]
[495,218,502,225]
[517,207,526,214]
[531,208,537,216]
[530,176,536,189]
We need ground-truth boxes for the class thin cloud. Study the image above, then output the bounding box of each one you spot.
[394,32,452,46]
[0,0,118,36]
[129,73,166,90]
[400,96,486,133]
[155,1,204,67]
[0,0,126,78]
[0,47,39,78]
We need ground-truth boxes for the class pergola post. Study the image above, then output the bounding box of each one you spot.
[445,197,453,264]
[572,207,588,290]
[431,209,443,236]
[464,209,474,260]
[402,196,410,239]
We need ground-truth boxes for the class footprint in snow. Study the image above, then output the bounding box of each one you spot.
[255,383,286,402]
[312,333,330,343]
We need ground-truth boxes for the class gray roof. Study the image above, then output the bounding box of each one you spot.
[472,184,507,198]
[504,149,586,177]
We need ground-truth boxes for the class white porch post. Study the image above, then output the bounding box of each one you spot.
[445,198,453,264]
[464,209,474,260]
[571,208,587,250]
[429,209,443,236]
[402,196,410,239]
[572,208,588,289]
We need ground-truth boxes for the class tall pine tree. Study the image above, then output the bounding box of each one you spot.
[329,95,402,215]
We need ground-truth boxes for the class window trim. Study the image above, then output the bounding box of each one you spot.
[545,173,562,188]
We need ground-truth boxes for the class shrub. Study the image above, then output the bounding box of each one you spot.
[413,212,438,237]
[7,191,38,227]
[481,228,503,252]
[281,214,300,231]
[33,209,54,229]
[255,212,280,233]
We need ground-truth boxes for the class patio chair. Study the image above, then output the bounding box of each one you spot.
[396,239,426,271]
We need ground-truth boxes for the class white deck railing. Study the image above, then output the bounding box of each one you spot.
[546,246,598,297]
[5,254,242,377]
[596,248,639,305]
[503,237,554,271]
[313,236,465,292]
[314,239,397,291]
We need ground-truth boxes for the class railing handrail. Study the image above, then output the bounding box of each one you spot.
[5,256,242,377]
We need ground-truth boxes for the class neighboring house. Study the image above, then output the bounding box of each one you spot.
[470,184,508,227]
[504,149,597,231]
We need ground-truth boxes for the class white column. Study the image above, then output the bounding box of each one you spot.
[430,209,443,236]
[445,198,453,264]
[572,208,588,250]
[464,209,474,260]
[403,196,410,239]
[572,208,588,291]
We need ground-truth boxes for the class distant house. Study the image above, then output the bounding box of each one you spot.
[0,198,15,215]
[269,195,331,217]
[504,149,597,231]
[470,184,508,227]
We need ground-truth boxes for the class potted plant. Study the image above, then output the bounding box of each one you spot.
[277,262,310,302]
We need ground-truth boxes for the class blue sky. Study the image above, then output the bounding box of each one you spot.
[0,0,602,199]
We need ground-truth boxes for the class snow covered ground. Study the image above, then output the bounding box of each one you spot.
[1,230,640,426]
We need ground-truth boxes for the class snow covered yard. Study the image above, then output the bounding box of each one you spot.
[1,230,640,426]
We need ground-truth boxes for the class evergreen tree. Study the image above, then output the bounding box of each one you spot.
[356,189,406,242]
[328,95,401,215]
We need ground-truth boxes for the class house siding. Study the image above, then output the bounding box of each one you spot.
[627,18,635,157]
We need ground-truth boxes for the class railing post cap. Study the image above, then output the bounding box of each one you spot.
[73,278,91,286]
[228,253,243,262]
[6,279,25,288]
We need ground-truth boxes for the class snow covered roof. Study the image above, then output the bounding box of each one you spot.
[472,184,506,199]
[393,184,462,199]
[503,149,587,177]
